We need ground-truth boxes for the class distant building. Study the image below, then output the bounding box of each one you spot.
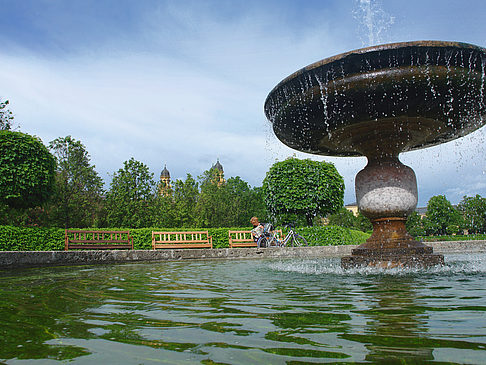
[345,203,359,217]
[211,159,225,186]
[415,206,427,218]
[159,164,172,196]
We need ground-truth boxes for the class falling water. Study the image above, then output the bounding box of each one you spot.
[353,0,395,47]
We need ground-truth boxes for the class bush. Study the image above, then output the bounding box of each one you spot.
[0,225,64,251]
[0,225,370,251]
[420,234,486,242]
[289,226,369,246]
[0,131,55,208]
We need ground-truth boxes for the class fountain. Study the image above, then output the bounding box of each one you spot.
[264,41,486,268]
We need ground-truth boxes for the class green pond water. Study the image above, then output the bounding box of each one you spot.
[0,253,485,364]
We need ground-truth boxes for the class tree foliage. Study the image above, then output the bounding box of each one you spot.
[0,131,55,208]
[48,136,104,228]
[327,207,372,232]
[196,168,228,227]
[457,194,486,234]
[262,158,344,226]
[0,99,14,131]
[105,158,156,228]
[405,211,425,237]
[172,174,199,227]
[423,195,462,235]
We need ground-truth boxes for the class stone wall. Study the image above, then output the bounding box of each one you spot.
[0,241,484,269]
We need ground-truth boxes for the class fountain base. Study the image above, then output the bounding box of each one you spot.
[341,218,445,269]
[341,252,445,269]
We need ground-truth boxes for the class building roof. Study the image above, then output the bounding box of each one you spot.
[160,164,170,178]
[212,159,223,172]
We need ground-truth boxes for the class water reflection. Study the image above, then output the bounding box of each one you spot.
[0,255,485,363]
[344,277,435,363]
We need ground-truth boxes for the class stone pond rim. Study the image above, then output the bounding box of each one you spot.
[264,40,486,158]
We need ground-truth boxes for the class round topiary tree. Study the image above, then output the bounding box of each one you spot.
[0,131,56,208]
[262,157,344,226]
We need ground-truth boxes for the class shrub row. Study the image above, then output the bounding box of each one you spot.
[0,225,370,251]
[288,226,369,246]
[420,234,486,242]
[0,225,65,251]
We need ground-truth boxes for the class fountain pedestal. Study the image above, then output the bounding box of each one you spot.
[342,154,444,268]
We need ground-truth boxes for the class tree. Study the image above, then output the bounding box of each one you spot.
[423,195,462,235]
[172,174,199,227]
[262,157,344,226]
[225,177,268,227]
[195,168,228,227]
[151,194,177,228]
[458,194,486,234]
[0,131,55,209]
[406,211,425,237]
[328,208,358,228]
[0,99,14,130]
[48,136,104,228]
[105,158,156,228]
[327,208,372,232]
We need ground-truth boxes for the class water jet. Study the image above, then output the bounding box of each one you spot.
[264,41,486,268]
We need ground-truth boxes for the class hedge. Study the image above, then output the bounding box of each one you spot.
[0,225,370,251]
[0,225,65,251]
[285,226,369,246]
[419,234,486,242]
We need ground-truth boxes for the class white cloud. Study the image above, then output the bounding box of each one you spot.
[1,0,486,206]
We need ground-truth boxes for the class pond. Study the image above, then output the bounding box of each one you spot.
[1,254,485,364]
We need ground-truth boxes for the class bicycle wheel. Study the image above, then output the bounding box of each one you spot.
[292,234,308,247]
[266,233,279,247]
[257,236,268,248]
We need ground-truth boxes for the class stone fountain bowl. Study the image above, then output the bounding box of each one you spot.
[264,41,486,157]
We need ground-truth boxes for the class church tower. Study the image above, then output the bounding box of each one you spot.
[211,159,225,186]
[159,164,172,196]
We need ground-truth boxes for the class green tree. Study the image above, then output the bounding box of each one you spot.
[423,195,462,235]
[0,131,55,209]
[247,186,269,226]
[196,168,227,227]
[172,174,199,227]
[457,194,486,234]
[151,194,176,227]
[48,136,104,228]
[195,171,268,228]
[328,208,358,228]
[356,211,372,232]
[105,158,156,228]
[262,157,344,226]
[406,211,425,237]
[327,208,372,232]
[225,177,267,227]
[0,99,14,130]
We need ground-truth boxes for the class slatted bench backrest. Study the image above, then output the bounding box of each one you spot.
[228,230,257,247]
[65,230,133,250]
[152,231,213,249]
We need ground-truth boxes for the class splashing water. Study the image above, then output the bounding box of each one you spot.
[269,253,486,276]
[353,0,395,47]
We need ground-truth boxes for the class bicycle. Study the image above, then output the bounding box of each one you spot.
[256,223,308,248]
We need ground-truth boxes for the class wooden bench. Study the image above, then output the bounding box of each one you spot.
[228,230,258,248]
[65,230,133,251]
[152,231,213,249]
[228,230,283,248]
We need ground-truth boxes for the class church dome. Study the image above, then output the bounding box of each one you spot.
[212,159,223,172]
[160,165,170,178]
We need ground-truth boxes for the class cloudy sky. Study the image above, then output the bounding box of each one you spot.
[1,0,485,206]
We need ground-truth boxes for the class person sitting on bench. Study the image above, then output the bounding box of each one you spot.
[250,216,264,242]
